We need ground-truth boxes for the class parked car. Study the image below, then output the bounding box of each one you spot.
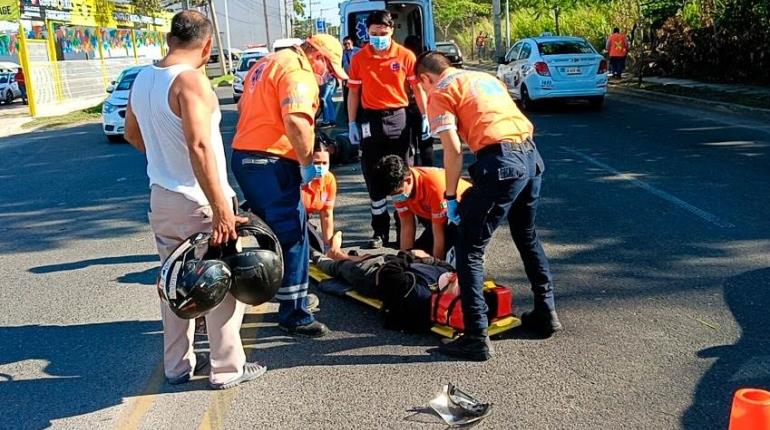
[102,65,145,143]
[496,35,608,110]
[0,72,21,105]
[233,48,269,103]
[206,49,240,78]
[436,41,463,68]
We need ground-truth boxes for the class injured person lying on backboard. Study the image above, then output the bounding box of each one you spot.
[310,232,521,337]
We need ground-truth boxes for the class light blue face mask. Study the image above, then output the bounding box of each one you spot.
[369,35,391,51]
[314,164,329,178]
[391,191,409,203]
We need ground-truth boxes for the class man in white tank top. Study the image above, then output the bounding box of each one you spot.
[124,10,265,390]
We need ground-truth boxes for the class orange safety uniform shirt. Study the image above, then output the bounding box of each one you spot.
[608,33,628,57]
[232,47,319,161]
[395,167,472,224]
[427,69,533,154]
[347,42,418,110]
[301,173,337,214]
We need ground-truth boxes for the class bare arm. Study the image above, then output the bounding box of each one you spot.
[432,222,446,259]
[319,207,334,247]
[283,113,314,166]
[124,100,145,153]
[411,82,428,115]
[347,86,361,123]
[399,214,416,251]
[439,129,464,196]
[176,71,243,245]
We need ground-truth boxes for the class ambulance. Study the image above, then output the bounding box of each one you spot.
[338,0,436,51]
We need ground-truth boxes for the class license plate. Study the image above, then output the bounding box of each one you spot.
[566,67,581,75]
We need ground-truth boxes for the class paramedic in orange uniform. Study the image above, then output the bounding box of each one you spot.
[416,51,562,361]
[230,34,347,338]
[301,139,337,251]
[346,10,429,249]
[372,155,470,260]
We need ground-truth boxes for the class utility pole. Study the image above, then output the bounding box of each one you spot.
[492,0,502,61]
[505,0,510,51]
[208,0,228,76]
[285,0,292,37]
[223,0,233,72]
[262,0,272,47]
[308,0,313,35]
[181,0,190,10]
[554,6,560,35]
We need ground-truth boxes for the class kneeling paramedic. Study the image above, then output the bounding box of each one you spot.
[416,51,562,361]
[346,10,429,248]
[231,34,348,337]
[372,155,471,260]
[124,11,263,388]
[302,139,337,252]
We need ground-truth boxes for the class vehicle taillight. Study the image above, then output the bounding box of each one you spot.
[598,59,608,74]
[534,62,550,76]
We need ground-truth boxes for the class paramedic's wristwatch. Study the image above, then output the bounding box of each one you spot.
[444,192,457,200]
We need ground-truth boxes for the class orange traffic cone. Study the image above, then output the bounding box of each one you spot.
[729,388,770,430]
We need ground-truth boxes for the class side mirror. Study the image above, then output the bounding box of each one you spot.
[106,82,115,93]
[497,56,507,65]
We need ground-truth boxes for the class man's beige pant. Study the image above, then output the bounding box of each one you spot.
[149,185,246,385]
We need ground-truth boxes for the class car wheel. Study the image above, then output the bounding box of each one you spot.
[520,85,537,111]
[588,96,604,111]
[233,96,240,104]
[4,90,12,104]
[107,134,124,143]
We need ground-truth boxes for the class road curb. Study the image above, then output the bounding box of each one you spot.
[609,85,770,120]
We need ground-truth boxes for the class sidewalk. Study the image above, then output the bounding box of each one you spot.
[610,75,770,113]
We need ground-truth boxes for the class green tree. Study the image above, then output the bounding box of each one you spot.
[433,0,488,40]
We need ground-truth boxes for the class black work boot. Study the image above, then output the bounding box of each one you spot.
[279,320,330,338]
[520,307,563,336]
[438,332,494,362]
[364,234,385,249]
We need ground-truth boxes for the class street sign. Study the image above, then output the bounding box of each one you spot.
[315,18,326,33]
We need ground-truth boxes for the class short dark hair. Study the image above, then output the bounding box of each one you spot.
[415,51,452,76]
[343,36,354,43]
[372,155,409,196]
[169,11,213,46]
[313,137,328,153]
[613,27,620,33]
[366,10,394,28]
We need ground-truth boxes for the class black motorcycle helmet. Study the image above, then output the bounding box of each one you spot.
[220,214,284,306]
[158,232,233,319]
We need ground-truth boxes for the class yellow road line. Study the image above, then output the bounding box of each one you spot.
[114,360,166,430]
[197,304,269,430]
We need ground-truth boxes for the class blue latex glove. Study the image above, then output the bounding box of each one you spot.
[348,122,361,145]
[300,164,317,185]
[421,115,430,140]
[446,198,461,225]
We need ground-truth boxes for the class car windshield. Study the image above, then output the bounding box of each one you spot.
[239,55,265,72]
[0,75,8,84]
[116,70,140,91]
[537,40,594,55]
[437,44,458,55]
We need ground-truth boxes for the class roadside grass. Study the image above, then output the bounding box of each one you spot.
[614,79,770,110]
[211,75,235,87]
[22,103,103,130]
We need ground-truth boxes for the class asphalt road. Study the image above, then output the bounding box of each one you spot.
[1,88,770,430]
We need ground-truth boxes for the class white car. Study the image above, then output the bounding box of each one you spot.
[496,36,608,110]
[0,72,21,105]
[233,49,269,103]
[102,66,145,142]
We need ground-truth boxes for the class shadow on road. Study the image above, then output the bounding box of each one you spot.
[682,267,770,429]
[0,320,163,429]
[28,254,157,274]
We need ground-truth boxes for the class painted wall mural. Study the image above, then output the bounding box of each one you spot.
[0,32,19,56]
[100,27,132,57]
[54,24,97,56]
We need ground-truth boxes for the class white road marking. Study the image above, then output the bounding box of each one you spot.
[562,146,735,229]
